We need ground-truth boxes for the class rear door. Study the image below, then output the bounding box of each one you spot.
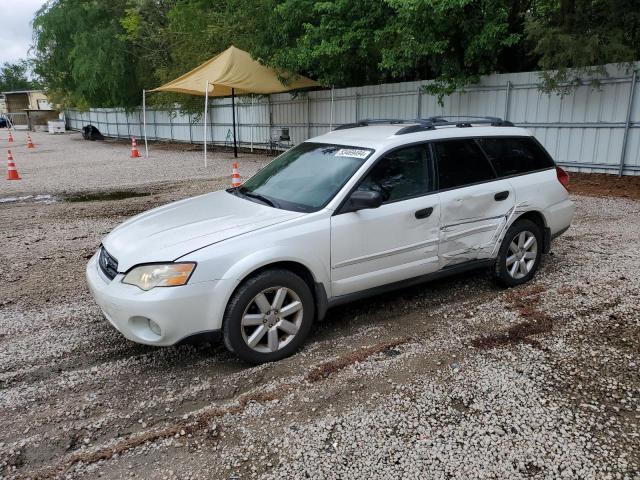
[330,144,440,296]
[434,139,515,267]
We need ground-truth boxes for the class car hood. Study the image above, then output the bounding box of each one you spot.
[102,190,305,272]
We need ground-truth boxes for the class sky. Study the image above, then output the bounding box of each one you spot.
[0,0,48,65]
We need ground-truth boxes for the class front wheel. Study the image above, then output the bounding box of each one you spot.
[222,269,315,364]
[493,219,543,287]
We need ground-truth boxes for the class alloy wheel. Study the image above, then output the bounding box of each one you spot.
[240,286,303,353]
[506,230,538,279]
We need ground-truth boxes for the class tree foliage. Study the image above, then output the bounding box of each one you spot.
[31,0,640,109]
[33,0,143,108]
[0,60,40,92]
[526,0,640,92]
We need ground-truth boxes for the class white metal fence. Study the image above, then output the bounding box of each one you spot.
[65,62,640,175]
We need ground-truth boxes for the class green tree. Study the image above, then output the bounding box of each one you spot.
[378,0,525,97]
[31,0,640,108]
[251,0,394,87]
[0,60,40,92]
[33,0,144,108]
[526,0,640,92]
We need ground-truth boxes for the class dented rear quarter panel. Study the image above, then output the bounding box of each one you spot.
[508,168,575,236]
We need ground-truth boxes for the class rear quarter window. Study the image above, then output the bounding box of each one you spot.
[477,137,555,177]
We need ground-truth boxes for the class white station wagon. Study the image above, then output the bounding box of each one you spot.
[86,116,574,363]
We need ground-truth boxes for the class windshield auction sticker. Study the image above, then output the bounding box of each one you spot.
[335,148,370,159]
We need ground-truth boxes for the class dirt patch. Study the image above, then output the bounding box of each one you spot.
[568,172,640,200]
[30,386,292,480]
[62,190,152,202]
[471,284,553,349]
[305,337,411,382]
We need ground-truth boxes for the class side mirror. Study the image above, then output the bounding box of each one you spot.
[344,190,384,213]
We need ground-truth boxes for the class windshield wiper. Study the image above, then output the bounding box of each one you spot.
[241,190,280,208]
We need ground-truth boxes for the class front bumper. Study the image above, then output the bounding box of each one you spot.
[85,252,229,346]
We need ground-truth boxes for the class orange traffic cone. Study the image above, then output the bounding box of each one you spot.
[6,150,21,180]
[8,131,14,143]
[27,133,35,149]
[130,137,141,158]
[231,162,241,187]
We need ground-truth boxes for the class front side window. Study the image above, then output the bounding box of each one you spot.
[236,143,373,212]
[477,137,555,177]
[434,140,496,189]
[357,145,432,203]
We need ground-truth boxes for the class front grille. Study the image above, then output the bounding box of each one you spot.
[99,247,119,281]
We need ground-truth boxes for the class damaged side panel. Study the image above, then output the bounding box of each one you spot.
[438,179,517,267]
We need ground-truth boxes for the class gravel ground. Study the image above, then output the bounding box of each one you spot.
[0,130,268,198]
[0,132,639,479]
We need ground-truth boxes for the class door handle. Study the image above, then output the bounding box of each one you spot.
[494,191,509,201]
[415,207,433,219]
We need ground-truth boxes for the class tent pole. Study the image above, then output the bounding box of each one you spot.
[329,85,334,131]
[232,88,238,158]
[142,89,148,158]
[250,95,254,153]
[204,81,209,168]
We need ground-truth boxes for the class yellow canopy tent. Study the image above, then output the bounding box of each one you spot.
[143,46,320,164]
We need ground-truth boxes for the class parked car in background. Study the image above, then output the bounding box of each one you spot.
[86,116,574,364]
[0,116,9,129]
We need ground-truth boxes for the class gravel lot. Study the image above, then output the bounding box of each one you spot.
[0,131,638,479]
[0,130,268,198]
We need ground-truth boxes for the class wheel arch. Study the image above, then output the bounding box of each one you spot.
[223,255,330,323]
[513,210,550,253]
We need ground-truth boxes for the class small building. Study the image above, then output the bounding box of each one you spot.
[3,90,51,112]
[1,90,58,130]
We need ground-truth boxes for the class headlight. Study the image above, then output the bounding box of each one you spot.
[122,263,196,291]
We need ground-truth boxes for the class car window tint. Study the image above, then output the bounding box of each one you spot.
[357,145,431,202]
[478,137,555,176]
[434,140,495,189]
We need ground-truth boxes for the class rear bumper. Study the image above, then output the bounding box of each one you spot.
[85,251,231,346]
[546,198,575,237]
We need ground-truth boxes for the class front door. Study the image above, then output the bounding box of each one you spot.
[330,145,441,297]
[432,139,515,267]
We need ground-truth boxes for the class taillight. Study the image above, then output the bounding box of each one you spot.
[556,166,569,188]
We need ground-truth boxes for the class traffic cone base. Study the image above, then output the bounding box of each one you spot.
[6,150,21,180]
[231,162,241,187]
[130,137,141,158]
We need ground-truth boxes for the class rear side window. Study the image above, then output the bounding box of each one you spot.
[434,140,495,189]
[478,137,554,177]
[357,145,432,202]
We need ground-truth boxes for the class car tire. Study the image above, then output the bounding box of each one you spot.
[493,219,543,287]
[222,269,315,364]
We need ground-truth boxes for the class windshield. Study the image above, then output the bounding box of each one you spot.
[233,142,374,212]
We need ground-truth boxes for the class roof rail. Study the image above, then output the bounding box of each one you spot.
[333,119,412,130]
[333,116,514,133]
[422,116,514,127]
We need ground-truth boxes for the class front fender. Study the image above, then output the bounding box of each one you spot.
[221,247,329,290]
[187,246,330,329]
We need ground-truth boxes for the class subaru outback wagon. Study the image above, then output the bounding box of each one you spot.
[86,116,574,363]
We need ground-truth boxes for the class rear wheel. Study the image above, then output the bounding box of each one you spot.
[222,269,314,364]
[493,219,543,287]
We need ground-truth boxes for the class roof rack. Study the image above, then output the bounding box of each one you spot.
[333,119,414,130]
[422,116,514,127]
[333,116,514,134]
